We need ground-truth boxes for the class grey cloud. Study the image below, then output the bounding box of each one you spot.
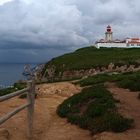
[0,0,139,45]
[0,0,88,48]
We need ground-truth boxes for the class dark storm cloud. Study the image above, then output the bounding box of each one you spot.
[0,0,140,62]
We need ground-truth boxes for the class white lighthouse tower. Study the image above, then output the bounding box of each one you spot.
[105,25,113,41]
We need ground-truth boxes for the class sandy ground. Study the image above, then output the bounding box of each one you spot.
[1,81,140,140]
[0,82,91,140]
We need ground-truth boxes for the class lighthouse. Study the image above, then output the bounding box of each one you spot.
[105,25,113,41]
[95,25,140,48]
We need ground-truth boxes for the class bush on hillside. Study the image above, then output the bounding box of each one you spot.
[89,112,133,133]
[76,73,127,87]
[117,73,140,91]
[57,85,133,134]
[77,74,110,86]
[0,82,26,97]
[76,72,140,92]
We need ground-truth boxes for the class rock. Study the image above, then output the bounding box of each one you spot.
[127,65,135,72]
[82,76,88,79]
[101,67,107,71]
[119,65,127,73]
[108,63,115,71]
[133,66,140,72]
[115,66,120,71]
[96,67,101,73]
[55,89,62,94]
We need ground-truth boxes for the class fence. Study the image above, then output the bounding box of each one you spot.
[0,80,35,138]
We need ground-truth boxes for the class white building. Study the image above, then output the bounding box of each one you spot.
[95,25,140,48]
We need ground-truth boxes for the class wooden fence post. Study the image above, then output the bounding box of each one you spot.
[27,79,35,139]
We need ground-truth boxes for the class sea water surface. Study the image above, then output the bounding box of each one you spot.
[0,63,36,88]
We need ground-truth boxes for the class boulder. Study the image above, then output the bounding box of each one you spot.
[108,63,115,71]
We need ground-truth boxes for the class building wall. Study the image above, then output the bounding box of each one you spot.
[95,43,140,49]
[105,32,113,41]
[95,43,127,49]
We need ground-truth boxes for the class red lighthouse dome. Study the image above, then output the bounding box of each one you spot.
[106,25,112,32]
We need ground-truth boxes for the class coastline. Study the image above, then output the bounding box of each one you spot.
[0,63,40,88]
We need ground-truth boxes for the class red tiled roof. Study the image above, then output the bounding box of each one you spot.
[131,38,140,40]
[127,41,140,44]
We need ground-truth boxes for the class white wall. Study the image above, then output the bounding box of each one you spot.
[96,43,127,49]
[105,32,113,41]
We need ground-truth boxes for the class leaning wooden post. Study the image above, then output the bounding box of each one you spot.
[27,79,35,139]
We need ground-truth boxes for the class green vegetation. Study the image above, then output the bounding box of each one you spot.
[117,73,140,91]
[77,72,140,92]
[43,47,140,76]
[76,72,130,86]
[0,82,26,97]
[42,45,140,91]
[57,85,133,133]
[76,73,123,86]
[0,82,38,99]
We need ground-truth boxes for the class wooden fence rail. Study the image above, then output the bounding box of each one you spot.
[0,80,35,138]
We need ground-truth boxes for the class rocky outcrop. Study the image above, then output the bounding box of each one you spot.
[44,63,140,82]
[36,82,81,97]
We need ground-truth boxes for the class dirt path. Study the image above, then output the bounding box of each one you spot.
[37,82,91,140]
[1,81,140,140]
[93,83,140,140]
[0,81,91,140]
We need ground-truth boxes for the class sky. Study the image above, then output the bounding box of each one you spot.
[0,0,140,63]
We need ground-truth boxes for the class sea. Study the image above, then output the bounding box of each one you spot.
[0,63,37,88]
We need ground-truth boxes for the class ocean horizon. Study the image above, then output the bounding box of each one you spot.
[0,63,38,88]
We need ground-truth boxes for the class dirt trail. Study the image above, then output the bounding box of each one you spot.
[37,82,91,140]
[0,81,91,140]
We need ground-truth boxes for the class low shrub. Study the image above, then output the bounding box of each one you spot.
[85,98,115,118]
[117,73,140,91]
[57,85,134,134]
[0,82,26,97]
[77,73,128,87]
[13,82,26,90]
[78,74,110,86]
[89,112,133,133]
[109,113,133,132]
[77,72,140,92]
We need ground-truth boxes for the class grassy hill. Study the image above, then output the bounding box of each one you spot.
[43,46,140,77]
